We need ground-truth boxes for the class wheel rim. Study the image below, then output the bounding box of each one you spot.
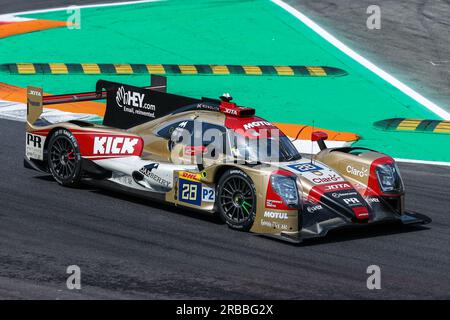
[220,176,255,223]
[50,137,77,180]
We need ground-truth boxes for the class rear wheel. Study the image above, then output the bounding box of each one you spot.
[216,169,256,231]
[47,129,82,187]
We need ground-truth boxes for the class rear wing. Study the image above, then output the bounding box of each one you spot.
[27,75,201,129]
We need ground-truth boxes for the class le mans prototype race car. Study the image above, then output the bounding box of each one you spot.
[24,76,430,243]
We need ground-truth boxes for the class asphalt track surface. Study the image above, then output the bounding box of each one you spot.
[0,1,449,299]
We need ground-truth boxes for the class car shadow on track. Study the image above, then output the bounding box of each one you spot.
[33,174,432,246]
[297,223,430,247]
[85,184,224,226]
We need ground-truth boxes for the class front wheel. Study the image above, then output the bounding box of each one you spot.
[47,129,82,187]
[216,169,256,231]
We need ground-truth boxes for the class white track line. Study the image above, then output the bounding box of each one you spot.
[271,0,450,121]
[395,158,450,167]
[1,0,161,16]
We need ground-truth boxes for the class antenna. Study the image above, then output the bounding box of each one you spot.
[310,120,315,164]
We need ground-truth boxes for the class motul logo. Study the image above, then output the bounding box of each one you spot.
[264,211,288,219]
[243,121,271,130]
[93,136,139,155]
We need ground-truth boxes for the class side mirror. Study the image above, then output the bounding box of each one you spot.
[311,131,328,141]
[311,131,328,150]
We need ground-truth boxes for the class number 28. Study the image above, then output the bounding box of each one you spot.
[181,184,197,200]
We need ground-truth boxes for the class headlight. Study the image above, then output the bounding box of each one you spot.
[270,174,299,206]
[376,163,403,192]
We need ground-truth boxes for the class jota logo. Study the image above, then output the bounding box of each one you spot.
[325,183,351,191]
[243,121,272,130]
[28,90,42,96]
[93,136,139,155]
[264,211,288,219]
[116,86,155,111]
[222,107,238,115]
[346,165,369,178]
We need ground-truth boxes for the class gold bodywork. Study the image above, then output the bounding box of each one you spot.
[25,86,404,242]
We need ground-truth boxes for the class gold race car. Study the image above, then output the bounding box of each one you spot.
[24,76,430,243]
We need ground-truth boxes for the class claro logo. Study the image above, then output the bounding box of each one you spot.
[312,174,343,184]
[116,86,155,111]
[346,165,369,178]
[93,136,139,155]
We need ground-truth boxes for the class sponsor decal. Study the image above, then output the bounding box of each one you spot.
[286,162,344,185]
[222,107,238,115]
[25,133,45,160]
[179,171,202,182]
[184,145,207,157]
[265,199,284,209]
[243,120,272,130]
[139,163,159,174]
[311,174,344,184]
[201,186,215,202]
[346,165,369,178]
[139,163,171,188]
[352,206,369,220]
[263,211,289,220]
[178,121,188,128]
[343,197,361,206]
[366,197,380,204]
[306,204,323,213]
[287,163,323,173]
[324,183,352,191]
[331,191,358,199]
[178,178,202,206]
[196,103,218,111]
[28,89,42,97]
[260,219,289,230]
[110,172,136,188]
[93,136,139,155]
[115,86,156,118]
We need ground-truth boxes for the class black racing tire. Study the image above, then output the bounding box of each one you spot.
[47,129,82,187]
[216,169,256,231]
